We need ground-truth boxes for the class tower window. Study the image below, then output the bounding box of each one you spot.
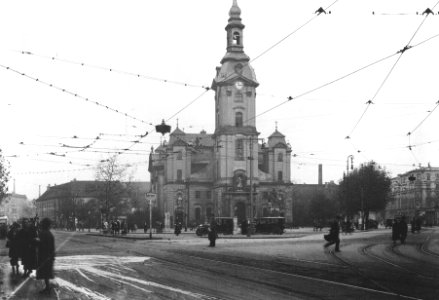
[177,169,182,182]
[235,139,244,160]
[235,112,243,127]
[226,90,232,97]
[233,31,241,45]
[177,151,183,160]
[246,91,252,97]
[277,153,283,162]
[235,92,243,102]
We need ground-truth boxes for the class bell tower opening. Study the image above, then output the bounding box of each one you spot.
[233,31,241,45]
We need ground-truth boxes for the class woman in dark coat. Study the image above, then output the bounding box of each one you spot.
[20,218,38,277]
[7,222,21,274]
[36,218,55,293]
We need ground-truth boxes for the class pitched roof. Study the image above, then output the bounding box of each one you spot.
[36,181,150,202]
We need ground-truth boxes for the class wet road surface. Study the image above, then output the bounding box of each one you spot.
[0,227,438,299]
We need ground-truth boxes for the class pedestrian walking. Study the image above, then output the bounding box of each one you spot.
[324,215,341,252]
[399,216,408,244]
[174,223,182,236]
[391,218,400,245]
[208,224,218,247]
[6,222,21,275]
[36,218,55,294]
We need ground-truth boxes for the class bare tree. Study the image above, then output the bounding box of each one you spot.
[95,156,128,222]
[0,149,10,204]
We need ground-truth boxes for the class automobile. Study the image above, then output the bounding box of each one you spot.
[355,219,379,230]
[215,217,234,235]
[367,219,378,229]
[195,224,210,236]
[255,217,285,234]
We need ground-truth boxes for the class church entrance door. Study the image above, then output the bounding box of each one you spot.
[234,201,246,224]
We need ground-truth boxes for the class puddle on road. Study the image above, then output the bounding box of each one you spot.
[1,255,212,299]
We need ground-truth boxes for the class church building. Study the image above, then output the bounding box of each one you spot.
[149,0,294,229]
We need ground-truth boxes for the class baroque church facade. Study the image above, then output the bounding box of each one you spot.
[149,0,294,229]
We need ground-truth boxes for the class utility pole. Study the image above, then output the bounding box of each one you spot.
[248,136,254,237]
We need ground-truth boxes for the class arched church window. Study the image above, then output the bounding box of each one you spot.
[234,92,243,102]
[177,151,183,160]
[235,139,244,161]
[235,112,243,127]
[233,31,241,45]
[277,152,283,162]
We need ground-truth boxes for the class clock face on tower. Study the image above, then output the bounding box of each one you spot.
[235,81,244,90]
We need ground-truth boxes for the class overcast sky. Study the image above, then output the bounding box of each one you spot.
[1,0,439,200]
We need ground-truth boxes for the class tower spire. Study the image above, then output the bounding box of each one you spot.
[229,0,241,20]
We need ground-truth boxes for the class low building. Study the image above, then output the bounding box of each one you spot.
[36,180,150,228]
[0,192,34,222]
[385,166,439,225]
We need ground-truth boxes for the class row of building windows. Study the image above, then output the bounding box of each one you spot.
[225,91,252,99]
[195,191,212,199]
[234,140,285,162]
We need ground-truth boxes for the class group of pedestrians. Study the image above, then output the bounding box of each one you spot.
[322,214,415,253]
[6,217,55,294]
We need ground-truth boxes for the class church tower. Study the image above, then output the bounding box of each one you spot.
[211,0,259,221]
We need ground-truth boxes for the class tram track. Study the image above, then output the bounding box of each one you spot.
[328,248,394,294]
[361,243,437,281]
[56,232,433,299]
[419,233,439,259]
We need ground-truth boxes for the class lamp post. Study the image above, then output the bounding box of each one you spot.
[88,210,91,232]
[246,136,264,237]
[145,192,155,239]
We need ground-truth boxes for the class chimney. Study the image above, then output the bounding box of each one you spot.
[318,164,323,185]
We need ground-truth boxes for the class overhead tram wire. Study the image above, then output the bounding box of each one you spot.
[166,1,340,122]
[166,90,210,122]
[248,31,439,122]
[16,50,211,91]
[250,0,340,63]
[0,63,154,127]
[408,100,439,136]
[347,2,439,138]
[246,27,439,128]
[249,51,399,122]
